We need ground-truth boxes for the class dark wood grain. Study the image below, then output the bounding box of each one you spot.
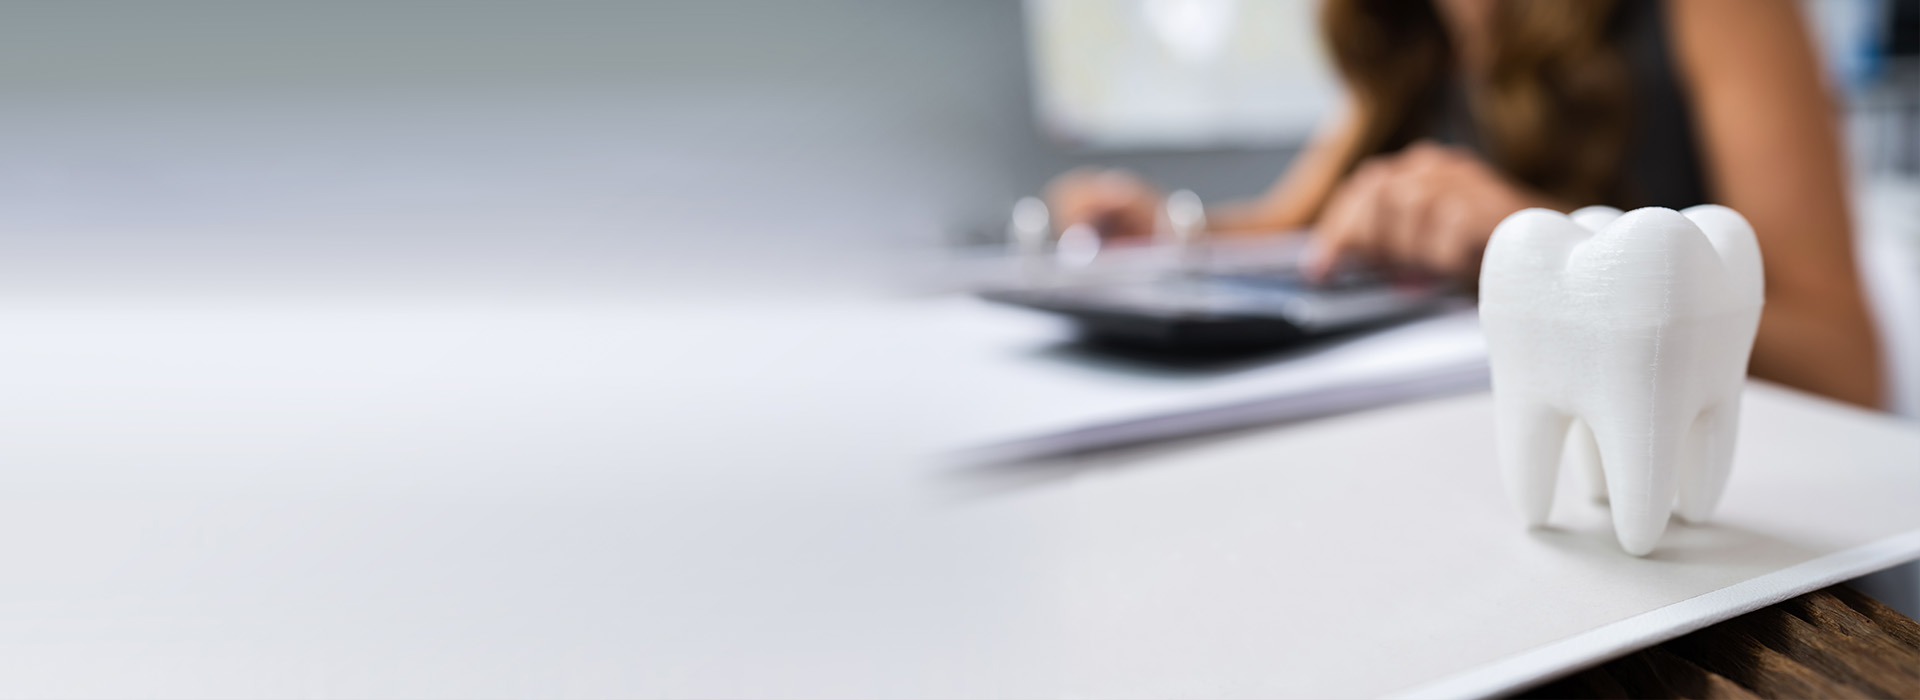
[1829,584,1920,651]
[1514,585,1920,699]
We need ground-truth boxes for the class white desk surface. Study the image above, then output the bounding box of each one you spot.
[2,294,1916,698]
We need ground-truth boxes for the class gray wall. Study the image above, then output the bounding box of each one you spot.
[584,0,1306,247]
[0,1,1302,294]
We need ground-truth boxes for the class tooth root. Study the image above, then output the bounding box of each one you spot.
[1675,403,1740,523]
[1590,404,1688,557]
[1496,398,1570,527]
[1567,420,1607,504]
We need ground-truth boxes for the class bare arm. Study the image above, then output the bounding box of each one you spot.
[1043,108,1361,240]
[1207,108,1364,233]
[1670,0,1883,408]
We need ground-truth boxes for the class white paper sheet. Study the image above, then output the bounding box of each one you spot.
[923,298,1494,454]
[947,383,1920,699]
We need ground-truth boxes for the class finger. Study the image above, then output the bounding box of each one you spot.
[1312,169,1388,279]
[1045,169,1155,237]
[1090,171,1160,239]
[1424,198,1475,276]
[1307,186,1364,280]
[1044,169,1106,229]
[1091,200,1156,240]
[1341,174,1391,269]
[1384,175,1434,271]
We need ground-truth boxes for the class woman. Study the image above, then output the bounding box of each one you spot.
[1047,0,1884,408]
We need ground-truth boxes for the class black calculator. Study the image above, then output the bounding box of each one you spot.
[980,268,1454,350]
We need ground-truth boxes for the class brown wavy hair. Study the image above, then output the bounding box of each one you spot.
[1320,0,1632,208]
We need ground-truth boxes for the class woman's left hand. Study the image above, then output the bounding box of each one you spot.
[1308,141,1560,281]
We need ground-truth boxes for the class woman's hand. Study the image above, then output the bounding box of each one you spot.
[1309,141,1559,281]
[1044,168,1164,241]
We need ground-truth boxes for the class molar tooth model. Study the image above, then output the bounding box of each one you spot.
[1479,205,1765,556]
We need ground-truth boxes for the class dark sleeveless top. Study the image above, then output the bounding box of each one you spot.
[1427,0,1709,209]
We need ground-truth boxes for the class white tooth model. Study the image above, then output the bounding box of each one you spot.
[1480,205,1764,556]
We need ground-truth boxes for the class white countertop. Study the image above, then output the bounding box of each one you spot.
[2,293,1915,698]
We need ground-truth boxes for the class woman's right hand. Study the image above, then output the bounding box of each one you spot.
[1044,168,1164,241]
[1308,141,1554,282]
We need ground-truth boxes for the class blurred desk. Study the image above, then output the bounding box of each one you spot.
[0,293,1915,698]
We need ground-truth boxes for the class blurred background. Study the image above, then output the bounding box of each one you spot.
[0,1,1326,300]
[0,0,1915,403]
[1,2,1911,270]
